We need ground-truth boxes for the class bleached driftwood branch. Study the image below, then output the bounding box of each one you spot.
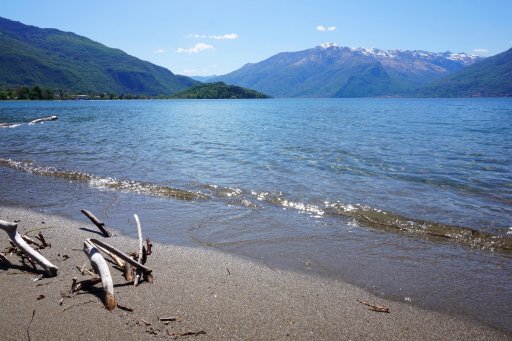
[133,214,143,287]
[0,219,58,277]
[29,115,58,124]
[81,209,113,237]
[83,239,116,310]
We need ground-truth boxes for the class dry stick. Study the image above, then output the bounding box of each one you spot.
[22,235,42,248]
[89,238,153,282]
[146,238,153,255]
[356,299,390,313]
[62,299,95,312]
[0,220,58,277]
[93,242,134,281]
[81,209,113,237]
[94,243,125,268]
[83,239,116,310]
[35,233,49,248]
[133,214,143,287]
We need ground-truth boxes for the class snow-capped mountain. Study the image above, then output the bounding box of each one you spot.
[210,43,483,97]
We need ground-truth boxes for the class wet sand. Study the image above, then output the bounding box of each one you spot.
[0,206,509,340]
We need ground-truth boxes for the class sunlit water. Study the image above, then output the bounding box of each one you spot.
[1,98,511,332]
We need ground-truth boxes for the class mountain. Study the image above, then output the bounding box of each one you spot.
[190,75,218,82]
[210,43,481,97]
[0,17,198,96]
[171,82,269,99]
[420,47,512,97]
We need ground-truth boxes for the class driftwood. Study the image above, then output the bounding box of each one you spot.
[356,299,390,313]
[134,214,143,287]
[81,209,113,237]
[93,243,125,268]
[0,219,58,277]
[89,238,153,282]
[146,239,153,255]
[35,233,50,248]
[83,239,116,310]
[0,123,17,128]
[29,115,58,124]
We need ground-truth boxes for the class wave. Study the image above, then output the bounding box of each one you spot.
[0,158,207,201]
[203,185,512,253]
[1,157,510,253]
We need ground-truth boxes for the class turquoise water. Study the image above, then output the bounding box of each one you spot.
[1,98,511,331]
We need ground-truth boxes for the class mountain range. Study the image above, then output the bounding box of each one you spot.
[1,16,510,98]
[209,43,488,97]
[0,17,197,96]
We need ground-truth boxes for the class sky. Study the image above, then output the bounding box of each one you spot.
[2,1,511,76]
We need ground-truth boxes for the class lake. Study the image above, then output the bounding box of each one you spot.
[1,98,511,331]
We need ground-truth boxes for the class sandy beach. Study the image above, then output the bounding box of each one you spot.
[0,205,509,340]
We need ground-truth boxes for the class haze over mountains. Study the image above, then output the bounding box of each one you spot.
[0,17,197,96]
[0,16,510,98]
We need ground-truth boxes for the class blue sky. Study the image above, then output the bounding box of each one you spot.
[2,0,511,76]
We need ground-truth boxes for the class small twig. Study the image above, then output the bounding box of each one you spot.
[146,238,153,255]
[168,330,206,337]
[61,298,96,312]
[356,299,390,313]
[22,235,42,248]
[35,233,49,248]
[32,274,44,282]
[159,316,177,322]
[117,303,134,312]
[23,226,56,236]
[140,319,151,326]
[27,309,36,341]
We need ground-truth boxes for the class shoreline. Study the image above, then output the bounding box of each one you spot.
[0,205,509,340]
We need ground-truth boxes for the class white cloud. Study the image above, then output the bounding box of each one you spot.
[177,43,214,54]
[472,48,489,55]
[210,33,239,40]
[186,33,207,39]
[187,33,239,40]
[153,49,165,54]
[317,25,336,32]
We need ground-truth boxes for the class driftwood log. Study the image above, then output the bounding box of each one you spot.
[81,209,113,237]
[83,239,116,310]
[0,219,58,277]
[29,115,58,124]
